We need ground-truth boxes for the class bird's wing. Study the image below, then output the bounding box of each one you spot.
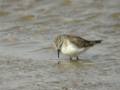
[67,35,92,48]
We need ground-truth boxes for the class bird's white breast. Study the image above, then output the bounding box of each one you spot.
[61,40,85,56]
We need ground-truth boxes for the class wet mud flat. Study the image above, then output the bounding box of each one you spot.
[0,0,120,90]
[0,55,120,90]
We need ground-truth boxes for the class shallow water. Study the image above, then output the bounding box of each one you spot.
[0,0,120,90]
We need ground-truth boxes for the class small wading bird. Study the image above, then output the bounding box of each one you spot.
[54,34,102,61]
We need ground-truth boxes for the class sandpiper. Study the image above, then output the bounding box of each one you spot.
[54,34,102,60]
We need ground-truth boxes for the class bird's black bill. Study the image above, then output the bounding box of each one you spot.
[57,49,60,58]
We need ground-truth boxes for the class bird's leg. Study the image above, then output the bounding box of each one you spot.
[70,56,72,61]
[76,56,79,60]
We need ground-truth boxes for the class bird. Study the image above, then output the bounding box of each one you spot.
[54,34,102,61]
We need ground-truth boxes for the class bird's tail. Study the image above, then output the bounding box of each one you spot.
[93,40,102,44]
[83,40,102,47]
[90,40,102,45]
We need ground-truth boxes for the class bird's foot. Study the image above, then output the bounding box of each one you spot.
[76,56,79,60]
[57,61,61,64]
[69,57,72,61]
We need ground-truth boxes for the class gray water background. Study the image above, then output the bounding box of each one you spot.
[0,0,120,90]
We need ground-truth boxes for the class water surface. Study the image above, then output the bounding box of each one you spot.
[0,0,120,90]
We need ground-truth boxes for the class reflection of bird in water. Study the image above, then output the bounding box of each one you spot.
[57,59,94,71]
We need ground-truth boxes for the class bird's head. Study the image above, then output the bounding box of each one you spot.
[54,35,64,58]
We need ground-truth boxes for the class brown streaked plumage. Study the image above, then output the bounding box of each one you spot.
[54,34,102,60]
